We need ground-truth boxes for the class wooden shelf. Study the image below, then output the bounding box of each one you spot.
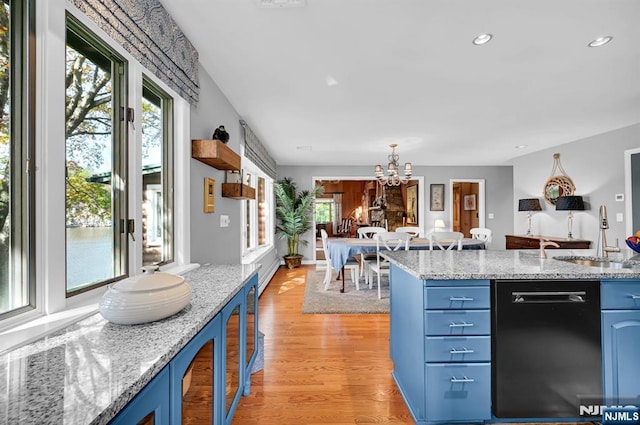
[192,139,240,170]
[222,183,256,200]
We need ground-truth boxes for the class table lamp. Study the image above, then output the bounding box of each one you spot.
[518,198,542,236]
[434,219,446,232]
[556,195,585,239]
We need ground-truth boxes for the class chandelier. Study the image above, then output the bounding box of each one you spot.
[374,143,413,186]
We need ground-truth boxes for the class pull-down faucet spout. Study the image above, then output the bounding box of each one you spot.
[597,205,620,258]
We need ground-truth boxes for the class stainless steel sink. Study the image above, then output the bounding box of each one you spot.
[553,256,640,269]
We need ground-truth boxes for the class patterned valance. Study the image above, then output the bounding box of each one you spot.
[71,0,199,104]
[240,120,277,179]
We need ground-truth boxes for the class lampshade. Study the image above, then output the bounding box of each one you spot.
[518,198,542,212]
[434,219,445,229]
[556,196,585,211]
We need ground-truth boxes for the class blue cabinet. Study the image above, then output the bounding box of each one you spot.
[601,280,640,405]
[390,265,491,424]
[110,368,170,425]
[110,273,259,425]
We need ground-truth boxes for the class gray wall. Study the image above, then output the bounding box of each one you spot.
[277,164,514,260]
[512,123,640,251]
[189,65,243,265]
[189,65,279,291]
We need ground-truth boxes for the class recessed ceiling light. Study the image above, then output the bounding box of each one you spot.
[588,36,613,47]
[296,145,312,151]
[473,34,493,45]
[325,75,338,87]
[515,145,528,149]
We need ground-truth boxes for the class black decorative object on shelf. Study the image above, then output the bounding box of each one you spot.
[212,125,229,144]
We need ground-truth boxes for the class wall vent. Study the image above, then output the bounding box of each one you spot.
[256,0,306,8]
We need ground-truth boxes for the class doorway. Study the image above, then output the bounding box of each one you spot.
[449,179,485,237]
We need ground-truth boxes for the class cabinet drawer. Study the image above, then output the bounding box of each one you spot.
[424,286,490,310]
[425,336,491,363]
[601,281,640,310]
[425,310,490,336]
[425,363,491,422]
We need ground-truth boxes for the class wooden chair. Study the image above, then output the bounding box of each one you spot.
[320,229,359,290]
[470,227,492,247]
[369,232,411,299]
[356,226,386,285]
[395,226,423,238]
[428,231,464,251]
[335,217,353,237]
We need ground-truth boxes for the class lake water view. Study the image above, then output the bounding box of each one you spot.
[66,226,113,290]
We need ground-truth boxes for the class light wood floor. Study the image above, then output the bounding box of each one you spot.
[233,265,595,425]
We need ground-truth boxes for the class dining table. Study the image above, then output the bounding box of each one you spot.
[327,237,486,292]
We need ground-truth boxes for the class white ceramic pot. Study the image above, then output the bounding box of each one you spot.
[99,271,192,325]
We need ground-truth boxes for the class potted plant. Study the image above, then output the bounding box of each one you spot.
[275,177,324,269]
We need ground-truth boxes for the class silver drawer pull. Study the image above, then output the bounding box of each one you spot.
[451,376,474,383]
[631,295,640,300]
[449,321,474,328]
[449,296,474,302]
[450,348,474,354]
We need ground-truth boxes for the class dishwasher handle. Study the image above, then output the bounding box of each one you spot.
[512,291,586,303]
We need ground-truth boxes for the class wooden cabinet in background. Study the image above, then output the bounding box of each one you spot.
[505,234,591,250]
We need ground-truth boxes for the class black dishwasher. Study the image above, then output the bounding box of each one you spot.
[492,279,602,418]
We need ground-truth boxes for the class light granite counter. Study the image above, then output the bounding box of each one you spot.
[382,249,640,280]
[0,264,259,425]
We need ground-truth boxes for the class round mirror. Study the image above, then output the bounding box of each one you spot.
[543,176,575,205]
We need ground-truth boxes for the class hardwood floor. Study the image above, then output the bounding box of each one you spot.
[233,265,595,425]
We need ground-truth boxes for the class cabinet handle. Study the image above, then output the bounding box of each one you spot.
[449,296,474,301]
[451,376,475,383]
[631,295,640,300]
[450,348,474,354]
[449,321,474,328]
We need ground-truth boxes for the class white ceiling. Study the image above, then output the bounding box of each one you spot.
[160,0,640,167]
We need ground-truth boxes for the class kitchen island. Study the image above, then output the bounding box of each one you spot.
[0,264,259,425]
[382,249,640,425]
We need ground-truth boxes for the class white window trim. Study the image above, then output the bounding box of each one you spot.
[240,154,274,261]
[0,0,196,352]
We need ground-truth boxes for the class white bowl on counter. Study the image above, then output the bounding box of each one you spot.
[99,269,192,325]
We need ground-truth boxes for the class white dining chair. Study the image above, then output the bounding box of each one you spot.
[320,229,359,290]
[395,226,423,238]
[470,227,492,247]
[428,231,464,251]
[356,226,386,285]
[369,232,411,299]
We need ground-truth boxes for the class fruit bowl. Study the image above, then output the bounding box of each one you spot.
[626,237,640,254]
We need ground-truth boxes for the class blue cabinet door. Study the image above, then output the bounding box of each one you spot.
[244,274,259,395]
[222,290,246,425]
[170,314,222,424]
[110,368,170,425]
[602,311,640,404]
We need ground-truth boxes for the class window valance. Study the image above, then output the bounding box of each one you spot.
[240,120,277,179]
[71,0,199,104]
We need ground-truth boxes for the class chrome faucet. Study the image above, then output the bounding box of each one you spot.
[597,205,620,258]
[539,240,560,259]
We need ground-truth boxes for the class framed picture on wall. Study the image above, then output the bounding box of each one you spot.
[430,184,444,211]
[464,194,476,211]
[406,185,418,224]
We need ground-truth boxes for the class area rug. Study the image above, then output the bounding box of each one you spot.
[301,269,390,314]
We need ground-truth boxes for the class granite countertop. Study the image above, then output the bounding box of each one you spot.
[382,249,640,281]
[0,264,259,425]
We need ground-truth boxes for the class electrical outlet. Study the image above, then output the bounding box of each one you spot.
[616,213,624,222]
[220,215,230,227]
[488,213,495,219]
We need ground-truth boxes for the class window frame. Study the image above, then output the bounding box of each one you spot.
[0,0,36,321]
[240,157,274,259]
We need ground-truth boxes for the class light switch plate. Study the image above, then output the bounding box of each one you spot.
[220,215,230,227]
[615,194,624,202]
[616,213,624,222]
[488,213,495,219]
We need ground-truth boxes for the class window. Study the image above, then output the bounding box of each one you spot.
[141,78,173,266]
[0,0,34,319]
[65,16,127,295]
[314,199,335,223]
[242,160,273,256]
